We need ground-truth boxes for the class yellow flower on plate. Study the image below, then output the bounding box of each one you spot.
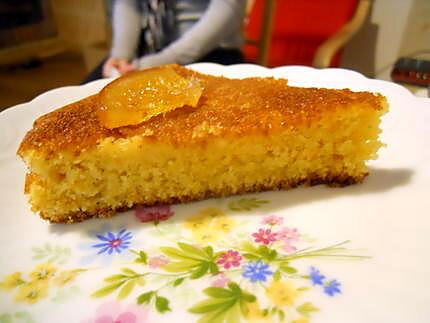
[213,215,236,233]
[0,272,25,290]
[190,228,221,244]
[266,280,299,308]
[54,269,84,286]
[293,317,310,323]
[14,281,49,304]
[245,301,273,323]
[29,263,57,281]
[184,208,235,243]
[184,208,214,231]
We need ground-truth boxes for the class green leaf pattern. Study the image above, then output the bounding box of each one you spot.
[0,312,35,323]
[227,198,269,211]
[85,202,367,322]
[0,198,369,323]
[31,244,71,264]
[189,283,256,323]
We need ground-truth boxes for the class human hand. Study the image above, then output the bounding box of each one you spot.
[102,57,136,77]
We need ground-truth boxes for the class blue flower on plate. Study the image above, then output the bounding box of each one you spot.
[324,279,341,296]
[242,260,273,283]
[92,229,132,255]
[78,224,137,266]
[309,266,326,285]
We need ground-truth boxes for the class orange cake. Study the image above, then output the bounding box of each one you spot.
[18,64,388,223]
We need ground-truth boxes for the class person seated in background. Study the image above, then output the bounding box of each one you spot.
[84,0,247,82]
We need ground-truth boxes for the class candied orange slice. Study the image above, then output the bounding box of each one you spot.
[98,66,202,129]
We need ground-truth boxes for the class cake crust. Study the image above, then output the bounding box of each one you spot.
[18,64,384,157]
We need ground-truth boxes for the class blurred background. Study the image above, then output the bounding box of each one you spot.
[0,0,429,111]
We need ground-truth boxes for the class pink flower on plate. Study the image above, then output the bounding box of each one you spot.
[275,227,300,243]
[81,301,149,323]
[217,250,242,269]
[282,242,297,254]
[212,273,230,288]
[135,205,174,224]
[148,255,169,269]
[252,228,277,245]
[261,215,284,226]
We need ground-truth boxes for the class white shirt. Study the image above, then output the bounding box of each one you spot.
[110,0,247,68]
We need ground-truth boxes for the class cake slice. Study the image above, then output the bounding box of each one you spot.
[18,64,388,223]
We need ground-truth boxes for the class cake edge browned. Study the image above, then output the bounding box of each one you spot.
[37,173,366,224]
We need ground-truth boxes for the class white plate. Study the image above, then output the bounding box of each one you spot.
[0,64,429,323]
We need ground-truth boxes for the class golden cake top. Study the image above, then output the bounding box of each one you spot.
[18,64,385,156]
